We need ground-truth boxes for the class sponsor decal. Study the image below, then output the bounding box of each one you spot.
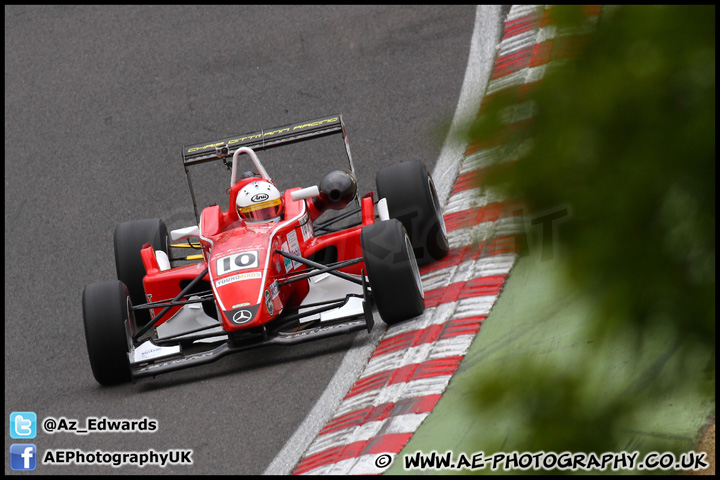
[187,141,226,153]
[185,116,339,154]
[281,241,293,272]
[226,304,259,326]
[232,310,254,324]
[215,271,262,287]
[232,302,251,309]
[299,213,313,241]
[286,230,302,270]
[258,127,290,138]
[141,347,163,359]
[251,193,269,203]
[216,250,259,276]
[227,133,261,145]
[269,280,280,299]
[292,117,339,131]
[264,289,274,316]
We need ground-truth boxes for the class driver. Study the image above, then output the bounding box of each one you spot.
[235,179,284,223]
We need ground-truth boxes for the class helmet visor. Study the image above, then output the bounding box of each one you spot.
[238,198,283,222]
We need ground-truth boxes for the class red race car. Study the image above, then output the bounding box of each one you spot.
[82,114,448,385]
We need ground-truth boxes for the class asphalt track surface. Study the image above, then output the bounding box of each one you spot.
[4,5,495,475]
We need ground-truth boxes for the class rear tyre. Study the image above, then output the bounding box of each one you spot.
[82,280,133,385]
[114,218,168,326]
[361,219,424,325]
[376,160,449,266]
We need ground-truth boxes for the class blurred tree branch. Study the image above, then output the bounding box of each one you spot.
[464,5,714,472]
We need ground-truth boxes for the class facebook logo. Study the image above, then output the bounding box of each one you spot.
[10,444,37,471]
[10,411,37,439]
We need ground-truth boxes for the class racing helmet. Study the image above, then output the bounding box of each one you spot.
[236,180,284,223]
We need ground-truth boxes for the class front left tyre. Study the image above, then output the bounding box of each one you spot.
[82,280,133,385]
[376,160,449,266]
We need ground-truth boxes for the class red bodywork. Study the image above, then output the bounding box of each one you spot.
[140,182,375,333]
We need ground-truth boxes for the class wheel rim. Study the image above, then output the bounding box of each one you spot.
[428,176,447,237]
[405,234,424,298]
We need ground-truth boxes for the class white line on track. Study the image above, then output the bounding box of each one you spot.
[432,5,505,207]
[263,5,504,475]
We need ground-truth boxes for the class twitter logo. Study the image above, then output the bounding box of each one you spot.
[10,412,37,439]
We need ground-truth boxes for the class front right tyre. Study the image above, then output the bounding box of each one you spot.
[361,219,425,325]
[82,280,133,385]
[114,218,168,327]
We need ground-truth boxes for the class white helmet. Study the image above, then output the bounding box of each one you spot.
[236,180,284,223]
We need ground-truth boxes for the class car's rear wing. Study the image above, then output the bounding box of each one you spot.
[181,113,357,222]
[182,114,350,166]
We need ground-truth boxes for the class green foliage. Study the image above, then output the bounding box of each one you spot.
[464,4,715,469]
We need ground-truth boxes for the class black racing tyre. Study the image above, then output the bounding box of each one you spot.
[361,219,425,325]
[114,218,168,326]
[376,160,449,266]
[82,280,133,386]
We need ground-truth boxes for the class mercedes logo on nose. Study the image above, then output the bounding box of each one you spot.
[233,309,253,324]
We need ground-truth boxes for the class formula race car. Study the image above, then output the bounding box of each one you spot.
[82,114,448,385]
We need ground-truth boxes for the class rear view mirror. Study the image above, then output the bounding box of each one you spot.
[291,186,320,201]
[170,225,200,241]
